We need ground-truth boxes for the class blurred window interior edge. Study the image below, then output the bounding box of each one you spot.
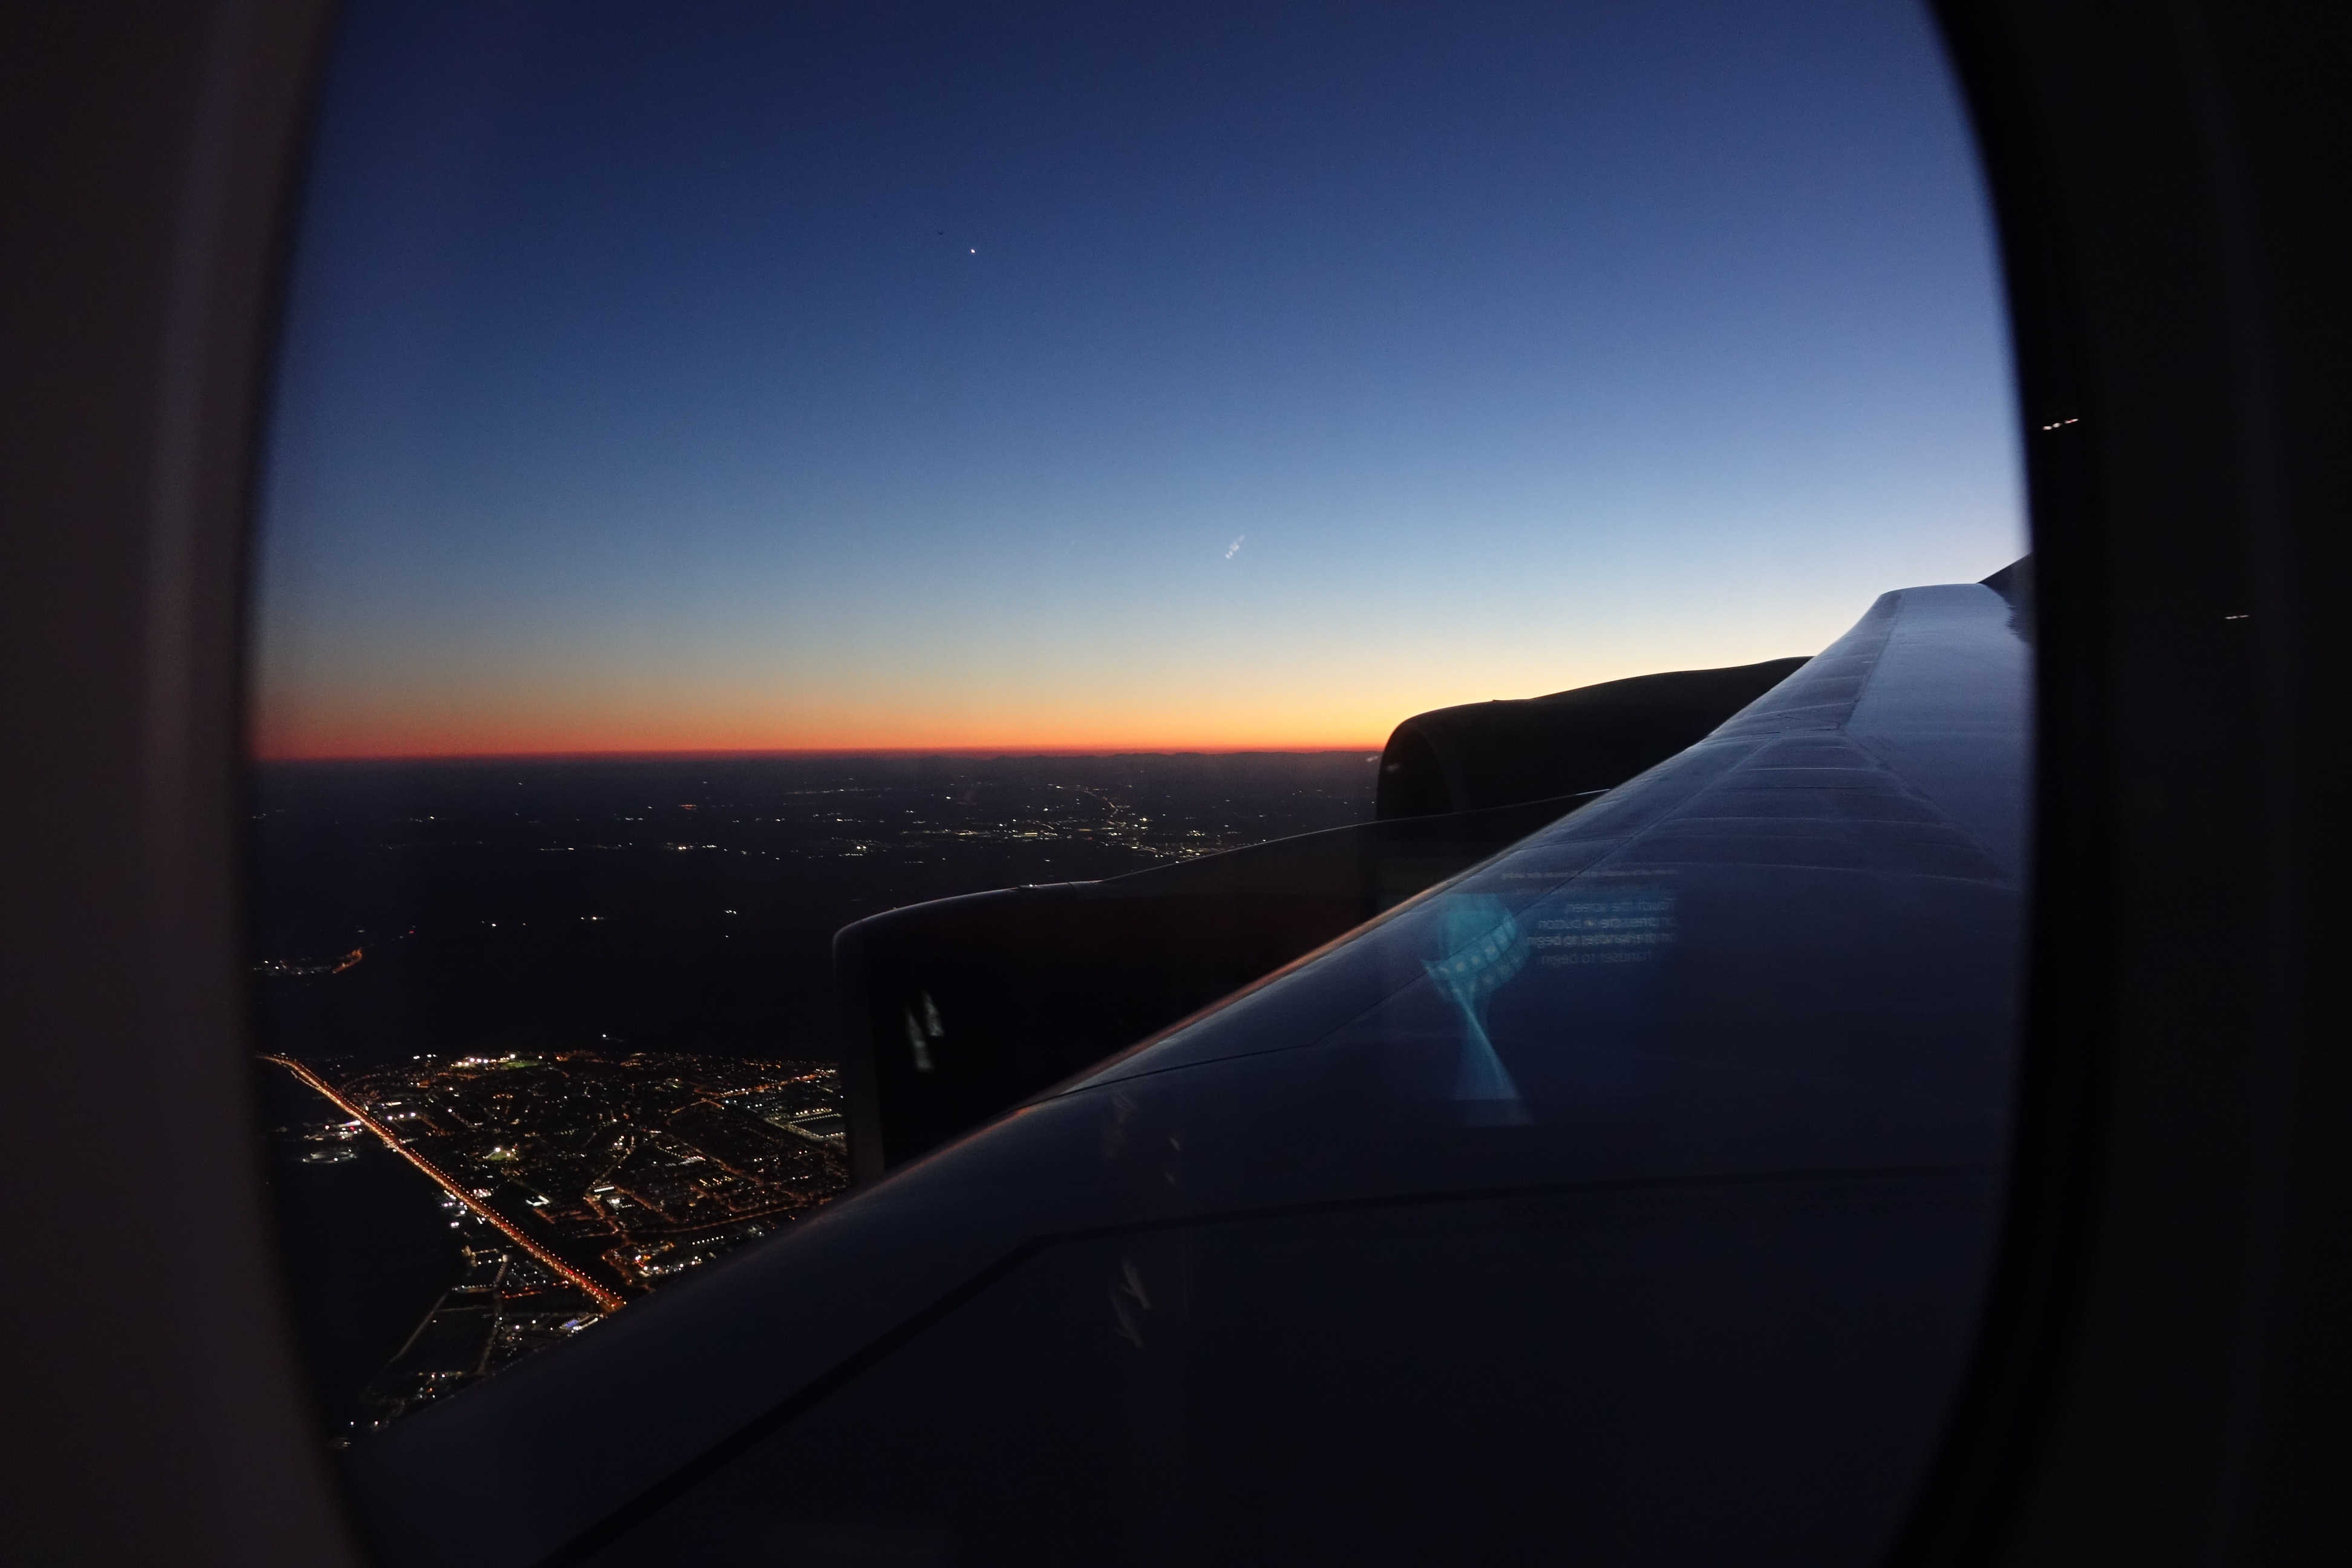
[3,2,2348,1567]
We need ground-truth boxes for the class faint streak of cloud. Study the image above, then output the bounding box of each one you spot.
[1225,534,1246,560]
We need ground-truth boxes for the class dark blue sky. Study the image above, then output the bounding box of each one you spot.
[253,0,2020,756]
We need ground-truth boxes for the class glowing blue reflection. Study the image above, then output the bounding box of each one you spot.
[1424,896,1532,1125]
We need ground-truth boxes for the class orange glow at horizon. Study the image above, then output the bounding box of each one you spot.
[246,573,1866,764]
[254,734,1393,762]
[247,632,1830,763]
[249,700,1396,763]
[252,655,1532,761]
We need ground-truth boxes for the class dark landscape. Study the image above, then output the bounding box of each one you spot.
[253,751,1379,1437]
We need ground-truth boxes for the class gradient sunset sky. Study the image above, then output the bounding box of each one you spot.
[250,0,2022,761]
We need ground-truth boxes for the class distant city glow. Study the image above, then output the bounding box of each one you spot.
[251,0,2022,762]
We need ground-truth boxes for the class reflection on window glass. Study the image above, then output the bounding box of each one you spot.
[251,0,2026,1558]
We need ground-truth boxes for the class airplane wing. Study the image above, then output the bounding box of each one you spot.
[834,656,1809,1180]
[343,574,2029,1568]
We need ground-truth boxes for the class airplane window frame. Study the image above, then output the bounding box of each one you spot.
[2,1,2347,1565]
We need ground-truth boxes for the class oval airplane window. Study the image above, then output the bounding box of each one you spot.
[247,2,2029,1564]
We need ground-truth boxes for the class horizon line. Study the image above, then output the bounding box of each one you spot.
[250,742,1390,765]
